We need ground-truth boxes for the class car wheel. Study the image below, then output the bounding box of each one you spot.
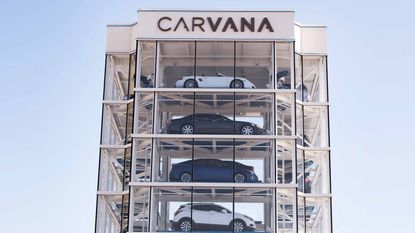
[230,79,244,88]
[178,218,192,232]
[234,173,246,183]
[180,172,192,182]
[181,124,193,134]
[232,219,246,232]
[241,125,254,135]
[184,79,198,88]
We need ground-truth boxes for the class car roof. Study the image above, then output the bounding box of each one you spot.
[179,159,243,165]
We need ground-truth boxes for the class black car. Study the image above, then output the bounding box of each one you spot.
[167,114,266,135]
[169,159,259,183]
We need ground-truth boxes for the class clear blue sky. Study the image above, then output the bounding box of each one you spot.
[1,0,414,232]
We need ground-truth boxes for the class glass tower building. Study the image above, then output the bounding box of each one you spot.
[95,10,331,233]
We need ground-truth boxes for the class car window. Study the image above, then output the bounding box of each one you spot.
[196,160,208,165]
[192,205,209,211]
[195,114,210,121]
[216,206,227,212]
[208,160,222,166]
[218,115,230,121]
[202,205,215,211]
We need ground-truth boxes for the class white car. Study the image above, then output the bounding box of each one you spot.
[172,203,256,232]
[175,73,256,89]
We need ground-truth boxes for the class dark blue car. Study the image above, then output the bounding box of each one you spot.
[169,159,259,183]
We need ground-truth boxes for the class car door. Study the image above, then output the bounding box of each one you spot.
[209,160,232,182]
[194,160,209,182]
[191,205,211,226]
[194,115,211,134]
[195,76,208,87]
[208,205,232,229]
[215,115,234,134]
[201,75,218,87]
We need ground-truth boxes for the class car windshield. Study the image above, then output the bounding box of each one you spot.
[216,115,230,121]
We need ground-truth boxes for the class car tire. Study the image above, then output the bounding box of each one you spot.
[180,172,192,182]
[241,125,254,135]
[181,124,194,134]
[234,173,246,183]
[230,79,244,88]
[178,218,193,232]
[232,219,246,232]
[184,79,198,88]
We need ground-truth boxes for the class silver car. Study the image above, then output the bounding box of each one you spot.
[175,73,256,88]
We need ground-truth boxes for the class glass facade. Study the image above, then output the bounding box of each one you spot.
[96,33,331,233]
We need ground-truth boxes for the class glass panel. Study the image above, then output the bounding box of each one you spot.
[277,93,294,136]
[235,93,273,135]
[155,138,193,182]
[298,150,331,194]
[277,140,295,184]
[152,186,192,232]
[302,56,328,102]
[235,42,274,89]
[135,93,154,134]
[129,52,136,96]
[276,42,294,90]
[121,194,129,233]
[295,53,306,101]
[104,54,130,100]
[131,187,151,232]
[194,92,234,135]
[101,103,130,145]
[302,106,329,147]
[235,139,274,183]
[99,148,126,192]
[276,189,296,233]
[126,103,134,143]
[193,139,234,183]
[299,197,332,233]
[192,187,233,233]
[158,41,195,88]
[123,147,132,188]
[234,188,274,232]
[96,195,122,233]
[158,92,194,134]
[296,105,305,147]
[138,41,156,88]
[195,41,235,89]
[132,138,152,182]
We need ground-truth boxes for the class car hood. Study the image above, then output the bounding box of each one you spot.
[234,212,254,221]
[235,121,257,127]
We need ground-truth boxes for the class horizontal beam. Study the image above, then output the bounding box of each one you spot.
[129,181,297,189]
[100,143,132,149]
[132,134,295,140]
[135,87,296,94]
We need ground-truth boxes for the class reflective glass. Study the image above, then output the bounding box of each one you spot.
[132,138,152,182]
[276,43,294,90]
[138,42,156,88]
[151,186,192,232]
[302,56,328,102]
[96,195,122,233]
[158,41,195,88]
[131,187,151,232]
[101,103,133,145]
[236,42,274,89]
[135,93,154,134]
[104,54,130,100]
[99,148,126,192]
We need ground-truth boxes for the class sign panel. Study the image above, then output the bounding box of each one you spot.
[137,10,294,40]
